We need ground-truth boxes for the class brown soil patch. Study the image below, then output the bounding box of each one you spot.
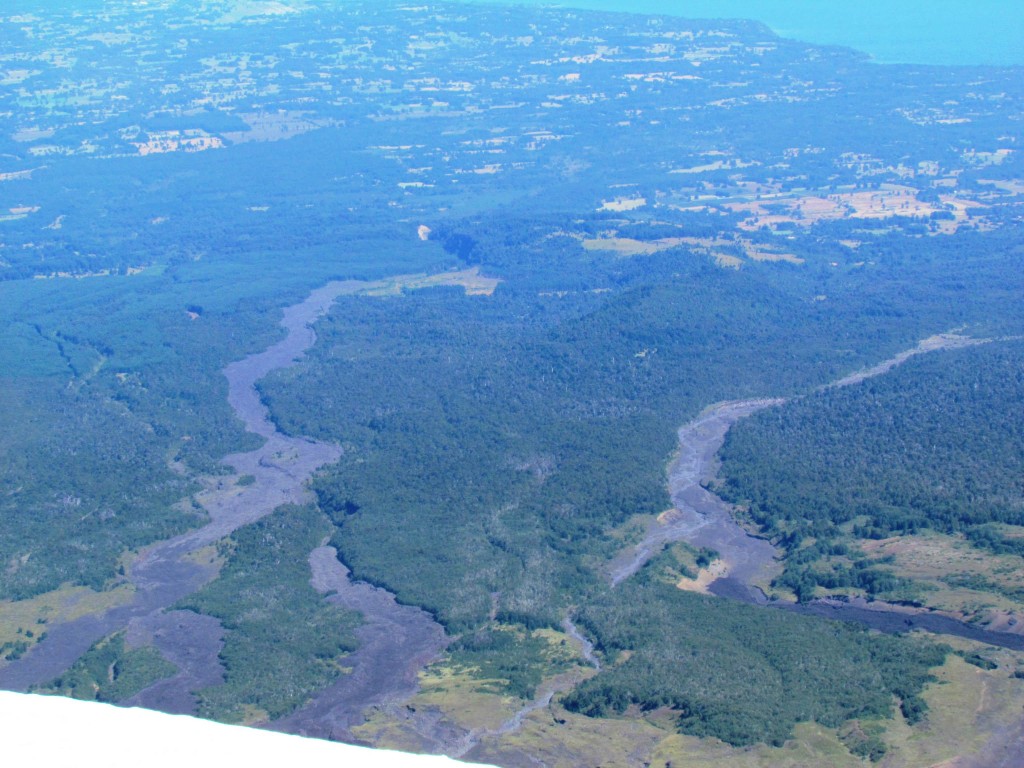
[599,196,646,212]
[980,179,1024,195]
[223,111,334,144]
[675,559,728,594]
[582,237,663,256]
[134,131,224,156]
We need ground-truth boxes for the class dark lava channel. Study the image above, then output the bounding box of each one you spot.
[615,333,1024,651]
[0,278,449,725]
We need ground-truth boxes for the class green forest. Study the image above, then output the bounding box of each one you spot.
[37,633,176,703]
[563,578,945,749]
[2,1,1023,761]
[264,216,1024,630]
[3,198,1021,747]
[177,504,360,722]
[0,202,453,600]
[253,217,1022,744]
[718,340,1024,601]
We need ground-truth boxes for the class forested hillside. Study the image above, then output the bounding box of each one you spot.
[718,340,1024,601]
[255,217,1023,747]
[564,578,945,748]
[262,216,1024,629]
[1,1,1023,763]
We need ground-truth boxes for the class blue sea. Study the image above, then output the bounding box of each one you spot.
[464,0,1024,66]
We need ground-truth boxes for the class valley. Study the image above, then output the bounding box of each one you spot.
[1,2,1022,765]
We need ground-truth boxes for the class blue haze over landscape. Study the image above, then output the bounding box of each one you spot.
[472,0,1024,65]
[2,0,1024,763]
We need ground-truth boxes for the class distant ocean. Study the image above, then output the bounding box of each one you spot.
[464,0,1024,66]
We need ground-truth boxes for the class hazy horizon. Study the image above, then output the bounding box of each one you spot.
[461,0,1024,66]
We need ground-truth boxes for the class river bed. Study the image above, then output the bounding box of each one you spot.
[2,297,1018,761]
[612,333,1024,650]
[0,278,451,718]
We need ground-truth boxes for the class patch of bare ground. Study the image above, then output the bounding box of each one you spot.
[222,111,336,144]
[599,196,646,212]
[31,266,149,280]
[132,130,224,156]
[581,232,800,268]
[582,236,665,256]
[675,558,728,594]
[350,619,601,761]
[979,179,1024,195]
[463,704,666,768]
[360,267,501,297]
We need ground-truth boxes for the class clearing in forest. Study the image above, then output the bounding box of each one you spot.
[859,530,1024,622]
[360,267,501,297]
[581,233,801,267]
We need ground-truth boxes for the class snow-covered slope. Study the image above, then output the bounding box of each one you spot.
[0,692,493,767]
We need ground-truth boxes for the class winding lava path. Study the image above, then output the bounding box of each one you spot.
[609,332,1024,651]
[0,278,449,723]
